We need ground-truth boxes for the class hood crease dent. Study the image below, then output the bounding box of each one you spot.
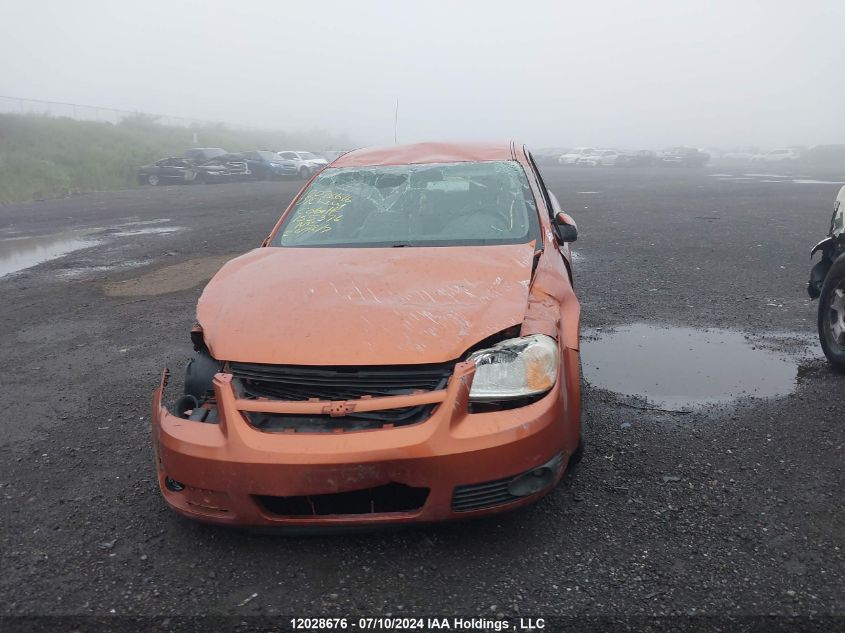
[197,243,536,365]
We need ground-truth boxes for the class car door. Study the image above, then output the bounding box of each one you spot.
[243,152,264,177]
[157,158,181,180]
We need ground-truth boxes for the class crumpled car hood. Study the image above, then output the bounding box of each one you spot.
[198,244,535,365]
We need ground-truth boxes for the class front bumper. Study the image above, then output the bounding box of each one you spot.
[151,349,581,528]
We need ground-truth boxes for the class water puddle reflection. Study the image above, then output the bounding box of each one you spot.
[581,323,798,410]
[108,226,182,237]
[0,219,182,277]
[0,230,98,277]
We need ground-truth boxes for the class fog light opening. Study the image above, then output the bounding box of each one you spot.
[506,453,564,498]
[165,476,185,492]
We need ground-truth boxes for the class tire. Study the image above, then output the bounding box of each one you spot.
[299,166,311,180]
[566,436,584,473]
[147,174,160,186]
[567,355,585,472]
[817,253,845,372]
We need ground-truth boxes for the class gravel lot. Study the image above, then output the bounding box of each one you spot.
[1,166,843,630]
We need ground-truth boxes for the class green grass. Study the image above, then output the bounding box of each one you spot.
[0,113,350,204]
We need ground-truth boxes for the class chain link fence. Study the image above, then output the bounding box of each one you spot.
[0,94,239,129]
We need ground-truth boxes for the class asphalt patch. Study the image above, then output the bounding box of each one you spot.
[102,254,238,297]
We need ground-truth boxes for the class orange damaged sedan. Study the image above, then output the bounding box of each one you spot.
[152,142,582,528]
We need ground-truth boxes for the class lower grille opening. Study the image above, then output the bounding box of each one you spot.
[256,483,429,517]
[452,477,519,512]
[244,405,437,432]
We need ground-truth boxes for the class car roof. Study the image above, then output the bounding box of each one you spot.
[332,141,517,168]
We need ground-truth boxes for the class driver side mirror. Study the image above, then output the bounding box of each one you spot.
[553,212,578,243]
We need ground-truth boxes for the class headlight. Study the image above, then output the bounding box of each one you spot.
[468,334,559,402]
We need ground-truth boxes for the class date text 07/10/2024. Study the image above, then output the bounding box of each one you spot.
[289,617,547,631]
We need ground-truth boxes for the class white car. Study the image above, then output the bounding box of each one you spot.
[575,149,621,167]
[722,150,757,161]
[276,151,329,179]
[752,148,802,163]
[558,147,597,165]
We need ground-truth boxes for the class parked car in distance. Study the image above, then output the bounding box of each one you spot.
[532,148,571,165]
[137,157,200,186]
[238,151,298,180]
[803,145,845,167]
[615,150,657,167]
[183,147,228,162]
[195,153,251,183]
[721,149,759,162]
[276,150,329,179]
[752,148,802,163]
[558,147,597,165]
[808,184,845,371]
[576,149,620,167]
[151,141,583,529]
[660,147,710,167]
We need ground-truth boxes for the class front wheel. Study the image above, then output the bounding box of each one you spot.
[566,435,584,473]
[818,253,845,372]
[299,166,311,180]
[147,174,160,186]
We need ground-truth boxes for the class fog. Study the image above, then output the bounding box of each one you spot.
[1,0,843,149]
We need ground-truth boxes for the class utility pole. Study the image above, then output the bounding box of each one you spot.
[394,98,399,145]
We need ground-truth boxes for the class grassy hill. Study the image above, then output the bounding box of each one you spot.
[0,113,350,204]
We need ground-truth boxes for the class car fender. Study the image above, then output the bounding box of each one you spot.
[811,236,834,259]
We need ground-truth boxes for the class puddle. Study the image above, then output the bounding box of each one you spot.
[0,230,98,277]
[581,323,797,410]
[0,218,185,278]
[108,226,182,237]
[120,218,172,226]
[714,174,844,186]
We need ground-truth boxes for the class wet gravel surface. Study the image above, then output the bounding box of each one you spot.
[0,168,843,626]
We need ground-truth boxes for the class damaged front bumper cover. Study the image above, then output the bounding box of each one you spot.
[150,350,581,528]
